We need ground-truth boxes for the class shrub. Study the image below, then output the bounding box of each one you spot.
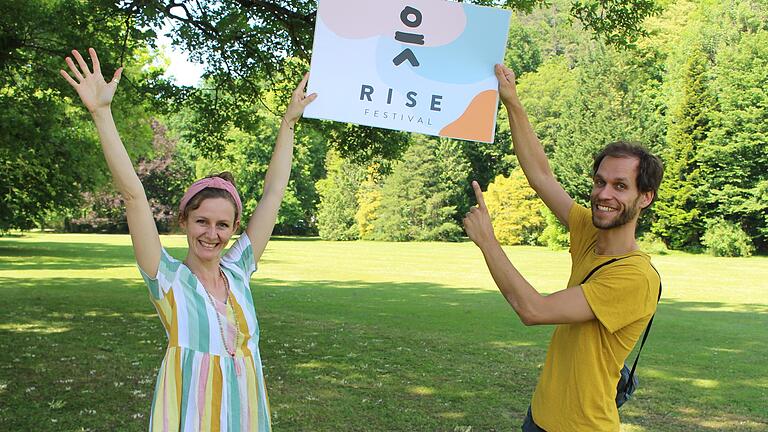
[637,233,669,255]
[701,218,755,257]
[484,169,545,246]
[539,208,569,250]
[420,222,464,242]
[67,190,128,234]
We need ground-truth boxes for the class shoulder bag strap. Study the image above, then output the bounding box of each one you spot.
[626,265,662,381]
[580,258,662,381]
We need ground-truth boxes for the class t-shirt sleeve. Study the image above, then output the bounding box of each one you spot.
[221,234,257,281]
[581,260,659,333]
[568,203,593,254]
[137,248,181,301]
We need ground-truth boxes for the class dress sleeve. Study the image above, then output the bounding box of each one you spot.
[137,248,181,301]
[581,259,659,333]
[221,234,257,281]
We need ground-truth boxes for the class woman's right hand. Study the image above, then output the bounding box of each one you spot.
[282,72,317,129]
[60,48,123,114]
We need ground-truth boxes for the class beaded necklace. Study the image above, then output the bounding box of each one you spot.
[199,267,240,357]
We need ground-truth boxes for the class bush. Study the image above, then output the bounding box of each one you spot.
[420,222,464,242]
[539,208,569,250]
[67,190,128,234]
[484,169,545,246]
[637,233,669,255]
[700,219,755,257]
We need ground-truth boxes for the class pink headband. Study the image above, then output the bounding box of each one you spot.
[178,177,243,218]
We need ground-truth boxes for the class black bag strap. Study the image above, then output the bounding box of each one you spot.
[580,257,662,382]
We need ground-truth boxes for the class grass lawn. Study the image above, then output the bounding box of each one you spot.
[0,233,766,431]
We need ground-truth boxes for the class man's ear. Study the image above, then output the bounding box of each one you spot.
[640,190,654,210]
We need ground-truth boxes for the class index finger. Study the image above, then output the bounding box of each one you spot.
[89,48,101,75]
[471,180,487,209]
[294,72,309,94]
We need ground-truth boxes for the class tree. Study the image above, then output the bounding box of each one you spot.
[543,47,664,208]
[373,137,469,241]
[1,84,98,230]
[514,56,577,157]
[315,150,363,240]
[118,0,660,158]
[136,120,196,232]
[698,30,768,251]
[0,0,163,231]
[66,118,193,233]
[172,74,329,236]
[355,163,385,240]
[126,0,659,83]
[651,48,712,249]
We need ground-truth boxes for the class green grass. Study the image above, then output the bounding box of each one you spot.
[1,233,766,431]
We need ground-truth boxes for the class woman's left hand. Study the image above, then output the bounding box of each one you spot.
[282,73,317,129]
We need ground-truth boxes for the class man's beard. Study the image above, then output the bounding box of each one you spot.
[591,195,642,229]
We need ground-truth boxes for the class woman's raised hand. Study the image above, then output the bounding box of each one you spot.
[60,48,123,113]
[282,73,317,129]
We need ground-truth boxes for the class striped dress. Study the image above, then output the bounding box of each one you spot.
[139,234,271,432]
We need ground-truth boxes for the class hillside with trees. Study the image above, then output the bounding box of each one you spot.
[2,0,765,256]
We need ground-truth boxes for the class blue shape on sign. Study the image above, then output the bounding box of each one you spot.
[407,6,510,84]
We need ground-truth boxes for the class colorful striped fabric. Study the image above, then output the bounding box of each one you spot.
[139,234,271,431]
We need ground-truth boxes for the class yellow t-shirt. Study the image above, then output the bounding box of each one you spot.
[531,204,660,432]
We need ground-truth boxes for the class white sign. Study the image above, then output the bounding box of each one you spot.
[304,0,511,143]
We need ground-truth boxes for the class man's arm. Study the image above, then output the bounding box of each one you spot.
[496,64,574,227]
[463,182,595,325]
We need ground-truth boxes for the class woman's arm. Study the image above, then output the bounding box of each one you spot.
[61,48,161,276]
[245,73,317,261]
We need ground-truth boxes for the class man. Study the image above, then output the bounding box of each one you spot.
[462,64,664,431]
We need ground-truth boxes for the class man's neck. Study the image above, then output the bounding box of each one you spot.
[595,222,639,256]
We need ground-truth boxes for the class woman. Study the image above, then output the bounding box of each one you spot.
[61,48,316,431]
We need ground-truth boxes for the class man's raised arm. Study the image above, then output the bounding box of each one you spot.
[496,64,573,227]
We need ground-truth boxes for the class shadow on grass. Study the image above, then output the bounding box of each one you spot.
[0,273,766,431]
[0,241,135,270]
[0,240,281,271]
[269,236,324,242]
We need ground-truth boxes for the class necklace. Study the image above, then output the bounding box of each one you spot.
[199,267,240,357]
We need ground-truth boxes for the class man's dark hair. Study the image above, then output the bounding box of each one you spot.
[592,141,664,208]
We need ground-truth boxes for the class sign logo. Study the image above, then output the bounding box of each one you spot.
[304,0,511,143]
[393,6,425,67]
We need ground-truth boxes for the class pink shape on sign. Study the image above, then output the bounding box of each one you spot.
[319,0,466,47]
